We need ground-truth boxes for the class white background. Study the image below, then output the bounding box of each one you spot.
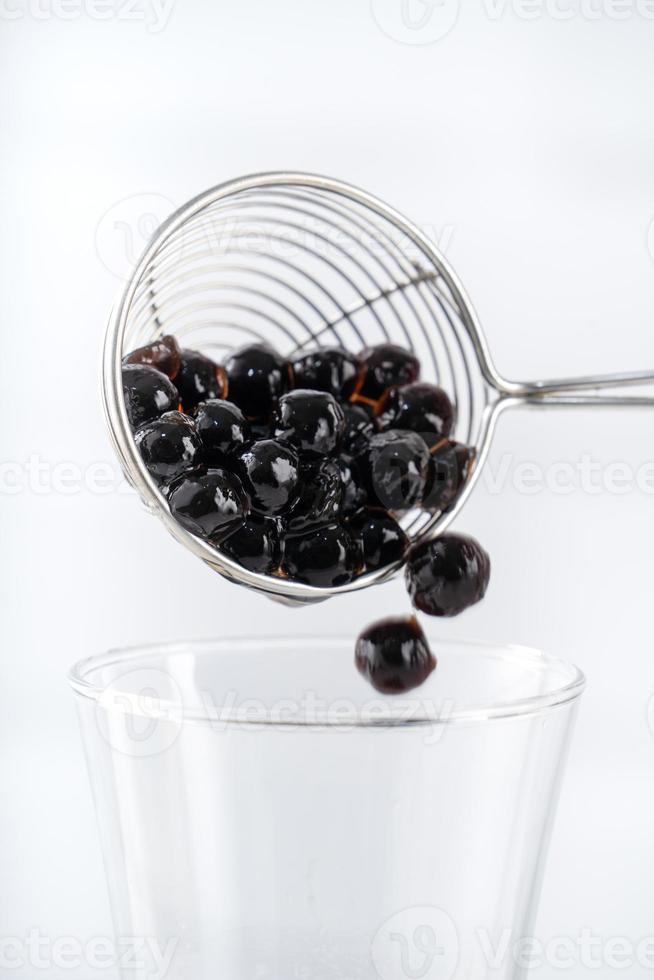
[1,1,654,977]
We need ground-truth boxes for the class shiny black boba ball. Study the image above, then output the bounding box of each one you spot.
[290,347,361,399]
[134,411,202,483]
[338,455,369,516]
[281,523,363,587]
[422,441,475,512]
[224,343,288,421]
[168,468,249,540]
[175,349,227,413]
[361,429,430,512]
[378,382,454,449]
[122,334,181,380]
[353,343,421,407]
[285,459,343,534]
[341,404,379,457]
[355,616,436,694]
[238,439,300,516]
[405,533,490,617]
[348,509,408,572]
[220,516,281,575]
[194,400,250,462]
[274,390,346,458]
[122,364,180,429]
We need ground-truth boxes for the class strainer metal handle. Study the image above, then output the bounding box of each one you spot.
[500,370,654,406]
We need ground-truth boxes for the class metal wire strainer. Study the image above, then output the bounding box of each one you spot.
[103,172,654,605]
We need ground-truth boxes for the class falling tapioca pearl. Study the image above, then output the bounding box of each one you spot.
[405,532,490,617]
[355,615,436,694]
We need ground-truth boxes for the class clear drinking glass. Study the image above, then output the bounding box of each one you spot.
[69,637,584,980]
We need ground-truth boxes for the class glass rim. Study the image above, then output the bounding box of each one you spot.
[68,636,586,728]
